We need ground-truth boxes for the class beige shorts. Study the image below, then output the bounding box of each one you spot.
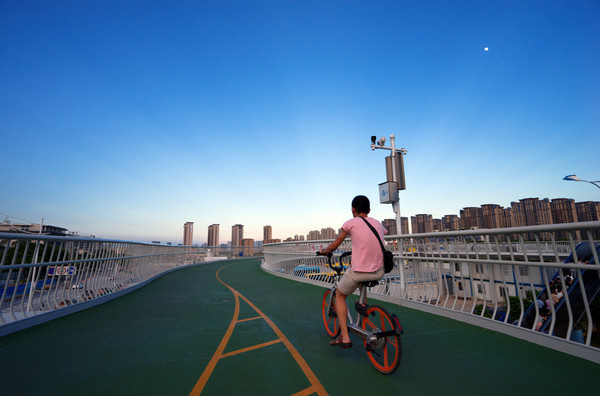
[337,266,385,296]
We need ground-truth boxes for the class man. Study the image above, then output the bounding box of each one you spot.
[319,195,386,348]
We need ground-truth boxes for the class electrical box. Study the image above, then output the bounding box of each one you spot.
[379,182,399,204]
[385,155,406,190]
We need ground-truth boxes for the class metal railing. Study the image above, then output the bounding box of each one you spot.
[262,221,600,363]
[0,233,260,334]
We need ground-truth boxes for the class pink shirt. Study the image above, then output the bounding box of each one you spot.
[342,216,387,273]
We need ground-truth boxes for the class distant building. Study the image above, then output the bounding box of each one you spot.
[0,223,68,236]
[512,198,552,228]
[232,224,244,254]
[183,222,194,246]
[307,230,321,240]
[432,218,442,232]
[460,207,484,230]
[442,215,460,231]
[576,201,600,222]
[382,219,396,235]
[321,227,336,240]
[400,217,409,234]
[551,198,579,240]
[576,201,600,238]
[240,238,254,256]
[263,225,272,242]
[411,214,433,234]
[481,204,503,229]
[208,224,220,247]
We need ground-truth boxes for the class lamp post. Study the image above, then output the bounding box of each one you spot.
[371,134,407,291]
[563,175,600,190]
[371,134,407,234]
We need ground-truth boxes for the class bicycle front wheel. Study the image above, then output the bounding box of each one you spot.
[361,305,402,374]
[321,289,340,338]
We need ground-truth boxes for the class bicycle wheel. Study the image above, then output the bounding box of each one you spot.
[361,305,402,374]
[321,289,340,338]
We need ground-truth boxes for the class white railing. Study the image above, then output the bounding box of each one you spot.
[262,221,600,364]
[0,233,258,335]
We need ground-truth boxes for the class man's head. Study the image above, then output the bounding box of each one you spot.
[351,195,370,216]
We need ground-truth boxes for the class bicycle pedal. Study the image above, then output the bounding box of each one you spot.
[355,301,370,317]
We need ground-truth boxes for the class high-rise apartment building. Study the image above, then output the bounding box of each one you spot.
[183,222,194,246]
[411,214,433,234]
[512,198,553,227]
[550,198,578,224]
[382,219,396,235]
[263,225,272,242]
[241,238,254,256]
[208,224,220,247]
[501,207,514,229]
[481,204,503,229]
[400,217,409,234]
[432,218,442,232]
[307,230,321,240]
[231,224,244,256]
[232,224,244,247]
[460,207,484,230]
[576,201,600,238]
[576,201,600,222]
[551,198,579,240]
[382,217,409,235]
[321,227,336,240]
[442,215,460,231]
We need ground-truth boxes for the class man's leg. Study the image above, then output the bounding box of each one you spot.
[335,290,351,343]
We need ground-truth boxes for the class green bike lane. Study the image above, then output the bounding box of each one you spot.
[0,258,598,395]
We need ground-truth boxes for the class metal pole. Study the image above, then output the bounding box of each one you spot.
[27,218,43,312]
[389,134,402,236]
[387,135,405,292]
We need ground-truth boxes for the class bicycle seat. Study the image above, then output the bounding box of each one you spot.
[360,280,379,287]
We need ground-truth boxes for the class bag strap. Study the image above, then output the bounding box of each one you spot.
[359,217,386,252]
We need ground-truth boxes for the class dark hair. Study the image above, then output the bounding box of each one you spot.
[352,195,370,214]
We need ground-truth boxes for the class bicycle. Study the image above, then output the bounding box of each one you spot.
[319,251,403,374]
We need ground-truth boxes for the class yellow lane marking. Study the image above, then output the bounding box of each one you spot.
[236,315,261,323]
[292,384,323,396]
[221,339,283,358]
[189,263,328,396]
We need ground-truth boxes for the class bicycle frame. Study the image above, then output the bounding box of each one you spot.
[324,253,395,345]
[320,252,403,374]
[332,279,381,344]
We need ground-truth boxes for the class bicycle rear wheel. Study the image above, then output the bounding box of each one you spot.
[321,289,340,338]
[361,305,402,374]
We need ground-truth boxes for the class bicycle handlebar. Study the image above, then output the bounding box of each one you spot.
[316,251,352,272]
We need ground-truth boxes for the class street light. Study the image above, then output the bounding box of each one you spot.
[563,175,600,189]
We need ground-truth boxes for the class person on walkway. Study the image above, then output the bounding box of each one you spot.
[319,195,387,348]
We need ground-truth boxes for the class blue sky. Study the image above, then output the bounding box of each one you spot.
[1,1,598,244]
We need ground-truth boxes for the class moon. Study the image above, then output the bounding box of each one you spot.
[484,47,489,51]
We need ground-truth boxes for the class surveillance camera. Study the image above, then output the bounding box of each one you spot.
[371,136,376,144]
[377,137,386,146]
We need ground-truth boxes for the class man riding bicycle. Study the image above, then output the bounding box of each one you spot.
[319,195,387,348]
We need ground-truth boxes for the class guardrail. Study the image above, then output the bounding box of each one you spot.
[0,233,257,335]
[262,221,600,364]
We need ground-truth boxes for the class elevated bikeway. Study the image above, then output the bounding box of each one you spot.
[0,259,597,395]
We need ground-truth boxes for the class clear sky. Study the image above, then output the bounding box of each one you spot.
[1,1,598,244]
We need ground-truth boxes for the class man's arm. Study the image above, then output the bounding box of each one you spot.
[320,229,349,255]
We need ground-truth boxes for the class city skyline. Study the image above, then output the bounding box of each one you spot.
[2,2,598,243]
[2,192,598,245]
